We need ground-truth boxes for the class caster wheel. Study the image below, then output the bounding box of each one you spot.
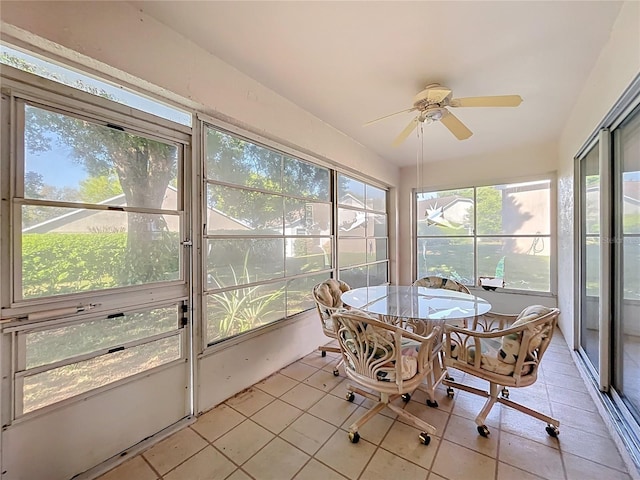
[545,425,559,438]
[426,399,439,408]
[321,351,327,357]
[401,393,411,402]
[333,368,339,376]
[346,392,355,402]
[446,387,455,398]
[419,432,431,445]
[349,431,360,443]
[500,387,509,399]
[477,425,490,437]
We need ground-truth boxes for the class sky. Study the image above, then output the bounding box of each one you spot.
[26,143,86,190]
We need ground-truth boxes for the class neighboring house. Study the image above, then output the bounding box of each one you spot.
[417,195,473,229]
[23,186,250,235]
[24,186,340,261]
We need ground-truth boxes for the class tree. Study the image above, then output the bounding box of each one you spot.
[205,128,328,231]
[475,186,502,234]
[79,171,124,203]
[22,172,81,228]
[24,171,45,198]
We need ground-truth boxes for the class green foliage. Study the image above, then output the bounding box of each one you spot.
[22,233,126,297]
[624,213,640,233]
[420,241,551,291]
[24,171,45,198]
[206,254,285,343]
[22,232,179,298]
[78,171,123,203]
[475,186,503,234]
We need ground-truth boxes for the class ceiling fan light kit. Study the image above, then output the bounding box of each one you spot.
[365,83,523,145]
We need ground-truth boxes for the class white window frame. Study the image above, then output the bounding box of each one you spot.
[200,117,334,350]
[413,174,557,295]
[336,172,390,288]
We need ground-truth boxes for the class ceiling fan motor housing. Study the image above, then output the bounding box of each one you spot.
[413,83,453,110]
[422,107,445,122]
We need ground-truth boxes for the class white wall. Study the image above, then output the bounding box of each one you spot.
[398,141,558,314]
[557,0,640,346]
[198,312,322,409]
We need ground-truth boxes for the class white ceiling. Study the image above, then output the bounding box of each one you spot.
[132,1,622,167]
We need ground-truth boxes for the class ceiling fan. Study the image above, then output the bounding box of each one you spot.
[364,83,522,145]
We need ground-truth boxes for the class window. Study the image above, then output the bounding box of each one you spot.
[415,180,552,292]
[17,102,184,300]
[337,174,389,288]
[203,125,332,345]
[14,304,183,415]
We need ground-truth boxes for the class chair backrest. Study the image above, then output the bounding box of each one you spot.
[507,306,559,380]
[413,276,471,294]
[332,310,439,391]
[312,279,351,332]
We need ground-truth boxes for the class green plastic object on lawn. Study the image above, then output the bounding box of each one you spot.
[495,256,505,278]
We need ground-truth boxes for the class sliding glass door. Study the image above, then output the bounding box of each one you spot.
[578,99,640,459]
[579,144,601,373]
[613,106,640,423]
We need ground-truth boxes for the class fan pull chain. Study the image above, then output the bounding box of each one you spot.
[416,122,425,193]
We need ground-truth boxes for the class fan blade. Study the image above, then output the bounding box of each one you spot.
[363,107,416,126]
[392,117,419,146]
[440,110,473,140]
[450,95,522,108]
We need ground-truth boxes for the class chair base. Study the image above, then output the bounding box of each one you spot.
[345,384,437,442]
[444,378,560,436]
[318,344,341,356]
[317,344,342,376]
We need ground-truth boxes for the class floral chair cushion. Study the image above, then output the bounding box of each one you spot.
[315,279,348,308]
[376,351,418,382]
[498,305,553,364]
[315,279,350,328]
[413,276,468,292]
[466,338,517,375]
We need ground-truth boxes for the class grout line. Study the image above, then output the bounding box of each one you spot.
[153,437,210,479]
[141,454,163,480]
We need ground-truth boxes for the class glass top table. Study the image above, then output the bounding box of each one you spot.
[340,285,491,321]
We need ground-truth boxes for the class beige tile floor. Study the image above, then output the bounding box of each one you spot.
[97,332,634,480]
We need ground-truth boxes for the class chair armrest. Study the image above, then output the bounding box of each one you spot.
[399,324,441,344]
